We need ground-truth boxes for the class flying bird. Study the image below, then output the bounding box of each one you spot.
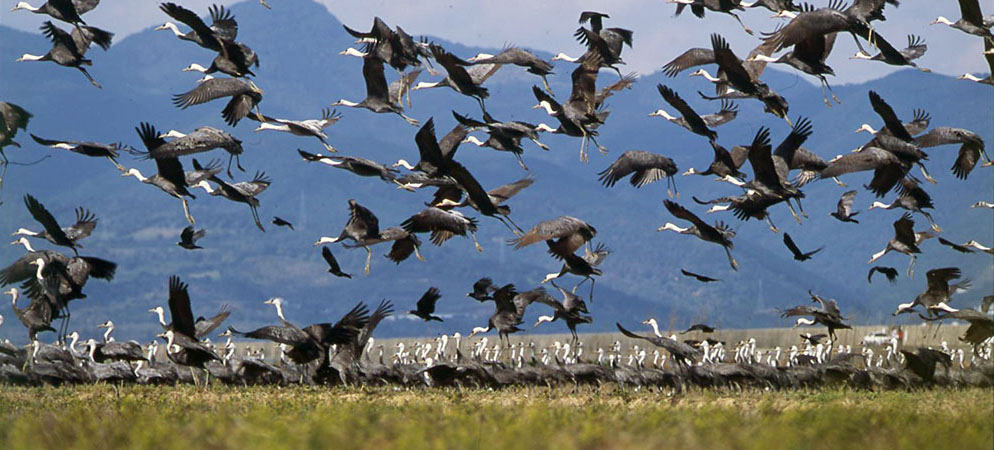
[321,246,351,279]
[867,266,898,284]
[680,269,720,283]
[272,216,294,230]
[176,226,205,250]
[409,287,443,322]
[782,233,822,261]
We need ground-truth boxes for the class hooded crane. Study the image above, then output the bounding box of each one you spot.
[559,11,634,77]
[658,200,738,270]
[231,299,370,374]
[868,177,940,232]
[531,53,609,163]
[329,300,393,385]
[616,322,701,367]
[682,141,748,180]
[392,117,465,179]
[468,284,524,347]
[409,287,443,322]
[540,243,610,302]
[511,216,597,260]
[14,194,96,255]
[157,3,257,78]
[780,290,851,340]
[913,127,990,180]
[298,150,398,184]
[670,0,755,35]
[11,0,100,25]
[29,134,126,170]
[850,34,929,68]
[650,95,737,139]
[334,55,419,126]
[893,267,967,316]
[598,150,679,197]
[427,44,491,113]
[143,126,244,178]
[431,176,534,232]
[341,16,431,73]
[90,321,145,362]
[402,207,481,253]
[16,20,112,88]
[4,288,56,341]
[454,111,548,171]
[919,306,994,355]
[529,283,592,345]
[195,171,270,232]
[314,199,381,274]
[868,213,928,277]
[467,47,554,93]
[930,0,994,44]
[255,108,341,152]
[341,226,425,268]
[172,77,264,127]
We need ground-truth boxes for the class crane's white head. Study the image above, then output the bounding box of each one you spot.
[930,17,955,26]
[867,201,890,210]
[331,99,360,107]
[197,74,215,83]
[12,236,38,252]
[121,168,146,181]
[182,63,209,73]
[465,53,494,63]
[532,101,557,116]
[98,320,114,329]
[550,53,579,63]
[263,297,283,307]
[411,81,441,91]
[648,109,676,120]
[392,159,416,170]
[854,124,877,134]
[154,22,182,35]
[682,168,698,176]
[148,306,164,315]
[28,258,45,279]
[772,10,797,19]
[462,136,486,147]
[195,180,215,194]
[11,228,38,237]
[15,54,45,62]
[850,51,874,60]
[338,47,367,58]
[957,73,985,82]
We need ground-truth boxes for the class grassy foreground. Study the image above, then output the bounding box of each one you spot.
[1,386,991,450]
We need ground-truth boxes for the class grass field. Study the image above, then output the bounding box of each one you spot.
[1,385,990,450]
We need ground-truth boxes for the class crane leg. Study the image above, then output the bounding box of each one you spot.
[107,156,125,171]
[471,232,483,253]
[823,77,841,104]
[398,112,420,127]
[922,211,941,233]
[918,164,937,184]
[589,277,596,303]
[726,247,739,271]
[541,75,553,95]
[794,197,808,218]
[730,12,753,35]
[530,137,550,151]
[0,151,7,191]
[476,97,488,115]
[588,134,608,156]
[364,246,372,275]
[181,197,195,224]
[250,205,265,232]
[78,67,101,89]
[832,177,848,187]
[414,245,426,262]
[785,201,802,224]
[906,255,916,279]
[765,215,780,233]
[513,152,529,171]
[578,133,589,163]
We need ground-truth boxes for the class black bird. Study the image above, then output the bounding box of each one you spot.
[467,47,554,93]
[321,246,351,279]
[867,266,898,284]
[176,226,205,250]
[467,277,497,302]
[799,333,827,346]
[11,0,99,26]
[428,43,490,113]
[298,149,398,183]
[333,55,419,126]
[781,291,851,340]
[659,200,737,270]
[681,323,716,334]
[316,199,381,274]
[194,171,270,232]
[681,268,720,283]
[616,323,701,367]
[272,216,294,230]
[782,233,822,261]
[409,287,443,322]
[830,190,860,223]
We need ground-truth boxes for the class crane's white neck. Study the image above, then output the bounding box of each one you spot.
[794,318,815,327]
[534,123,558,133]
[333,99,360,107]
[958,73,985,82]
[412,81,440,91]
[11,2,40,12]
[551,53,579,63]
[657,223,688,233]
[123,168,148,182]
[313,236,339,246]
[12,228,39,237]
[254,122,287,132]
[31,258,45,280]
[649,109,677,121]
[868,247,888,263]
[646,319,663,337]
[868,201,891,210]
[534,315,554,327]
[393,159,416,170]
[182,63,209,73]
[931,16,954,26]
[850,51,874,60]
[533,101,557,116]
[339,47,366,57]
[16,54,45,62]
[155,22,184,37]
[747,54,778,63]
[690,69,721,83]
[12,237,37,252]
[152,308,167,327]
[463,136,486,147]
[195,180,215,194]
[103,325,114,342]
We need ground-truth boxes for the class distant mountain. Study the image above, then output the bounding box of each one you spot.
[1,0,991,343]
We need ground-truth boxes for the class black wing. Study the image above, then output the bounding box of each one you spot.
[167,275,197,339]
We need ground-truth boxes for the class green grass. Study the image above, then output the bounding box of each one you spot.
[1,386,990,450]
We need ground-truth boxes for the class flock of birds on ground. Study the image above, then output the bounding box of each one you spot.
[0,0,993,389]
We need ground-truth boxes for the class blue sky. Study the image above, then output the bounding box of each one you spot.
[2,0,989,84]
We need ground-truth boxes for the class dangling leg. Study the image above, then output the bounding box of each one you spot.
[922,211,941,233]
[822,76,841,104]
[470,231,482,253]
[578,132,589,163]
[818,77,832,108]
[413,244,426,262]
[397,112,420,127]
[499,214,524,235]
[588,277,596,303]
[794,197,808,218]
[726,247,739,271]
[78,67,101,89]
[541,75,553,95]
[250,204,265,232]
[667,176,679,198]
[730,12,753,35]
[530,137,550,151]
[785,200,802,224]
[364,246,372,275]
[832,177,848,187]
[513,152,528,171]
[476,97,488,115]
[588,133,608,155]
[918,163,937,184]
[180,197,195,224]
[764,214,780,233]
[0,150,7,191]
[906,254,916,279]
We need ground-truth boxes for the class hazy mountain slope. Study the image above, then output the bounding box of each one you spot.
[1,0,991,342]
